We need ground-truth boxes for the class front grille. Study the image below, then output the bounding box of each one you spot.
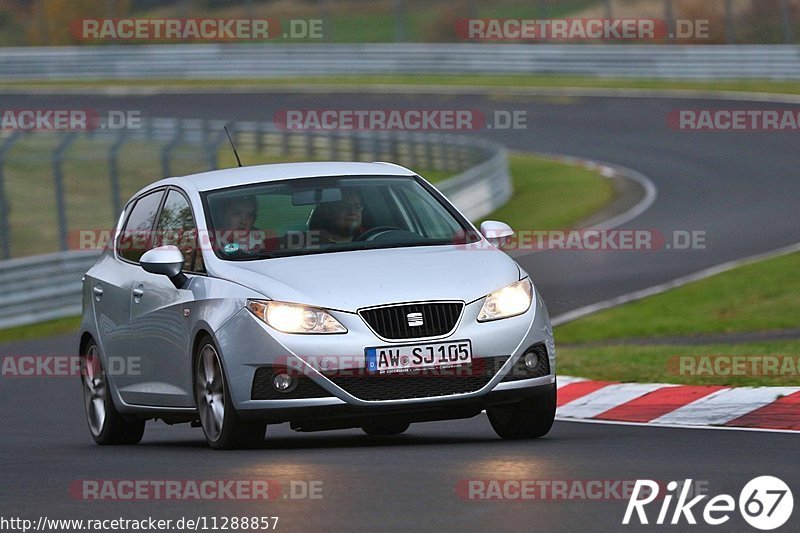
[251,367,335,400]
[359,302,464,340]
[502,343,551,382]
[323,356,509,401]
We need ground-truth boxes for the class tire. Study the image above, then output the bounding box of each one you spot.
[362,419,410,436]
[487,384,557,440]
[81,340,145,445]
[194,336,266,450]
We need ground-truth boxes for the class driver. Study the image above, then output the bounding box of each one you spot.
[309,190,364,244]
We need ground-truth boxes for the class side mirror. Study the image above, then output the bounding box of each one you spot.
[480,220,514,248]
[140,245,187,288]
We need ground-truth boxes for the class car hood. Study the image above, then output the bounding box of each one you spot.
[213,245,521,311]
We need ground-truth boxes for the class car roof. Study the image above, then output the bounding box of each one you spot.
[144,161,417,195]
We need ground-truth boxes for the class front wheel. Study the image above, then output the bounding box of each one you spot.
[487,385,556,440]
[194,338,266,450]
[81,340,145,445]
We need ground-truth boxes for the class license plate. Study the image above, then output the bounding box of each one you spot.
[365,340,472,374]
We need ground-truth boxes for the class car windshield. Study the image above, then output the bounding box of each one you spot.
[202,175,480,260]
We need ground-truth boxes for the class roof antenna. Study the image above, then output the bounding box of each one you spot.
[224,124,243,167]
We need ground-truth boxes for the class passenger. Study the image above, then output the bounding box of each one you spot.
[214,195,261,254]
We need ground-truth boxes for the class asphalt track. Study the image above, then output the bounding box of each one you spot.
[1,90,799,531]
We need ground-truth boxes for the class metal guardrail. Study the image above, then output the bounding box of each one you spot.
[0,251,98,329]
[0,120,510,329]
[1,44,800,80]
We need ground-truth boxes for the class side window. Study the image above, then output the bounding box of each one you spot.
[117,190,164,263]
[156,190,203,273]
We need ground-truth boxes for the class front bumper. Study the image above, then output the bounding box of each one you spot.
[238,381,556,430]
[213,287,555,418]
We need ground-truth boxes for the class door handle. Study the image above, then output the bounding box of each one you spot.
[132,287,144,299]
[92,285,103,300]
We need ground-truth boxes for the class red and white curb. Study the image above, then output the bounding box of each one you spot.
[556,376,800,432]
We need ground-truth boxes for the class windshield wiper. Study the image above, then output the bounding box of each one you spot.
[246,239,456,260]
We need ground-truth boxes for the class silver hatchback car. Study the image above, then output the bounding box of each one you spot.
[80,162,557,449]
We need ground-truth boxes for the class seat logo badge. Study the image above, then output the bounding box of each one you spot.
[407,312,424,327]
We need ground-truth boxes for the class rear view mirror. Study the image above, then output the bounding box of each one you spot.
[292,188,342,206]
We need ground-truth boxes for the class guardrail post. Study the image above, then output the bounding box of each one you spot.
[351,132,362,161]
[781,0,795,44]
[161,119,183,178]
[392,0,407,42]
[537,0,549,18]
[409,133,419,168]
[0,131,24,259]
[108,128,128,219]
[389,133,399,163]
[371,134,380,161]
[206,123,230,171]
[255,122,265,154]
[445,139,457,172]
[53,132,79,252]
[305,131,314,159]
[724,0,736,44]
[603,0,613,19]
[281,129,290,157]
[328,132,339,160]
[467,0,477,19]
[663,0,674,43]
[424,136,434,170]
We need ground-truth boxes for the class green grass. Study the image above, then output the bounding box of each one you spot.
[480,153,614,230]
[5,75,800,96]
[556,251,800,344]
[555,250,800,386]
[0,316,82,344]
[558,341,800,387]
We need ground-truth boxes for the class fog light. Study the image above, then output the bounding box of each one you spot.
[524,351,541,373]
[272,373,296,393]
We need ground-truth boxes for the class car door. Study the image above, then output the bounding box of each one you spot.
[93,189,165,398]
[125,188,200,407]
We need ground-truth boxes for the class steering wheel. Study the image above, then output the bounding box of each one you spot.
[356,226,406,242]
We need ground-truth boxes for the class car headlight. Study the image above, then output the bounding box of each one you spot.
[477,278,533,322]
[247,300,347,334]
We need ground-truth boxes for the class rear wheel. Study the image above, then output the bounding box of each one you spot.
[81,340,145,445]
[362,420,410,436]
[194,338,266,450]
[487,385,556,440]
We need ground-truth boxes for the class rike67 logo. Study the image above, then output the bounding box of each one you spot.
[623,476,793,530]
